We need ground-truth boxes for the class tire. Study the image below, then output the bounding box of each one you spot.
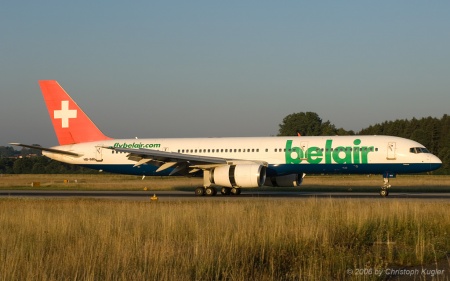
[231,187,241,195]
[221,187,231,195]
[205,187,217,196]
[195,187,205,196]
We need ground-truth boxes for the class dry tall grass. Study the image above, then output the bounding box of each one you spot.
[1,198,449,280]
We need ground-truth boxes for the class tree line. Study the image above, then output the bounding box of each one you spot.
[1,112,449,174]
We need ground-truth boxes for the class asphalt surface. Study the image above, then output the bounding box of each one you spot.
[1,189,450,201]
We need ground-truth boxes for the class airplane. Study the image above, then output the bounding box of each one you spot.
[11,80,442,197]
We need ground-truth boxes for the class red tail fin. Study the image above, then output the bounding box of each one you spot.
[39,80,112,145]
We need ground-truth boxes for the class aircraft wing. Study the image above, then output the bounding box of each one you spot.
[108,147,266,175]
[111,147,227,164]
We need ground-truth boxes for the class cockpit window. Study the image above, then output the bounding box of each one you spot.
[410,147,430,154]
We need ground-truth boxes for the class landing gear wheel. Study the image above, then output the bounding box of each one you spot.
[380,189,389,197]
[380,177,391,197]
[195,187,205,196]
[221,187,231,195]
[205,187,217,196]
[230,187,241,195]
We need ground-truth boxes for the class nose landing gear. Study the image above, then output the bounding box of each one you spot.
[380,177,392,197]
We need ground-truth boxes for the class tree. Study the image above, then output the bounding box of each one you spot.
[13,158,33,174]
[0,158,14,173]
[278,112,324,136]
[278,112,353,136]
[0,146,17,158]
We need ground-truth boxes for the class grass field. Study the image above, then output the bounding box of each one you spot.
[1,174,450,280]
[0,198,449,280]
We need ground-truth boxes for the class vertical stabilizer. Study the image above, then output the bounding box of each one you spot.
[39,80,112,145]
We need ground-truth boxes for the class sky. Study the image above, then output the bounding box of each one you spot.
[1,1,449,147]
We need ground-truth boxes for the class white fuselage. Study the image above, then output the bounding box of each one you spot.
[43,135,442,177]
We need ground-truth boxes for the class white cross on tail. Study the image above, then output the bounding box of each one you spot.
[54,100,77,128]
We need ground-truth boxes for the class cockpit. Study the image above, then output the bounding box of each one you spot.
[409,147,430,154]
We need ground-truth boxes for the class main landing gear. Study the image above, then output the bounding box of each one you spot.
[380,177,391,197]
[195,186,217,196]
[196,170,243,196]
[194,186,241,196]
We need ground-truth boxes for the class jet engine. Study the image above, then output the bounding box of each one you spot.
[264,174,303,187]
[210,164,266,188]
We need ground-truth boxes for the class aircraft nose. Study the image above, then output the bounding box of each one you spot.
[430,154,442,170]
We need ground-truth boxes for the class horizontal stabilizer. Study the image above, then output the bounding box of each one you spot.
[9,143,82,157]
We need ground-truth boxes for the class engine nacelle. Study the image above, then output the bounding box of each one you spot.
[210,164,266,188]
[264,174,303,187]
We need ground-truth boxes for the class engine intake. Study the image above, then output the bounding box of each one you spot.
[210,164,266,188]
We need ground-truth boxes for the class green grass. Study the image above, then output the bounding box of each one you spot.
[0,198,449,280]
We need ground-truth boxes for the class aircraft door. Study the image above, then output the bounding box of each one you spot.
[387,142,396,160]
[95,146,103,162]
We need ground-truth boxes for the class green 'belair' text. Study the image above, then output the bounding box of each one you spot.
[285,139,374,164]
